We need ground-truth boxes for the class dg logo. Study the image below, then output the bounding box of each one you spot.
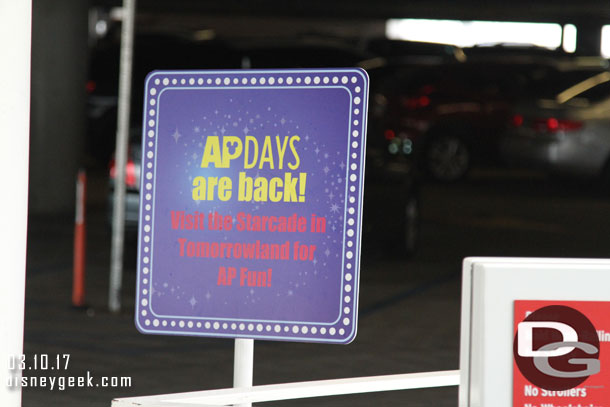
[513,305,601,391]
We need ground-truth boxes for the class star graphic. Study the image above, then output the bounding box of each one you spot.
[323,166,330,174]
[189,296,197,308]
[171,128,182,143]
[243,126,249,135]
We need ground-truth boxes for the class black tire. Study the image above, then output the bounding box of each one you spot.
[598,157,610,195]
[424,134,471,182]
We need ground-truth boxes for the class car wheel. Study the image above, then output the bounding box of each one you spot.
[425,134,470,182]
[599,157,610,195]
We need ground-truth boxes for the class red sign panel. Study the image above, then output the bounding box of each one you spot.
[513,300,610,407]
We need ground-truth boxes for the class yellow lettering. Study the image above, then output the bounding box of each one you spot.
[269,177,283,202]
[253,177,268,201]
[238,172,252,201]
[275,136,289,170]
[288,135,300,170]
[244,136,258,169]
[221,136,243,167]
[259,137,274,169]
[192,176,232,201]
[218,177,232,201]
[201,136,223,168]
[192,176,207,200]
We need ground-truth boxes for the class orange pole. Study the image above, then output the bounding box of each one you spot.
[72,169,86,307]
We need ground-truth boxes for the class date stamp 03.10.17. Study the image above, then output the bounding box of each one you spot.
[6,354,132,391]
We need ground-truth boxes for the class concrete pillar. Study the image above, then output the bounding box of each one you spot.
[574,21,603,56]
[30,0,89,214]
[0,1,31,406]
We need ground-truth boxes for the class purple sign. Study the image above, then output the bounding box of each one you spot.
[135,69,368,344]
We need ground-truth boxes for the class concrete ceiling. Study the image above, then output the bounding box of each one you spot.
[94,0,610,23]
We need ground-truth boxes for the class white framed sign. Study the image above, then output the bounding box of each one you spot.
[459,257,610,407]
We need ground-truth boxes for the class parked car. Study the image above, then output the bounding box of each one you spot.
[107,131,141,229]
[363,38,466,64]
[366,58,610,182]
[362,117,420,257]
[501,68,610,182]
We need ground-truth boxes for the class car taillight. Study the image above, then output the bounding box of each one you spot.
[512,114,524,127]
[532,118,583,132]
[109,158,137,188]
[402,95,431,109]
[86,80,96,93]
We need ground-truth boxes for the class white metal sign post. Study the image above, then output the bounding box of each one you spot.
[109,0,137,313]
[112,370,460,406]
[233,339,254,407]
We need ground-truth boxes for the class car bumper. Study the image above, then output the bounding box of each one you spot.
[501,131,606,177]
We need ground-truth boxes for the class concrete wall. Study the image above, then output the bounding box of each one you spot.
[30,0,89,214]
